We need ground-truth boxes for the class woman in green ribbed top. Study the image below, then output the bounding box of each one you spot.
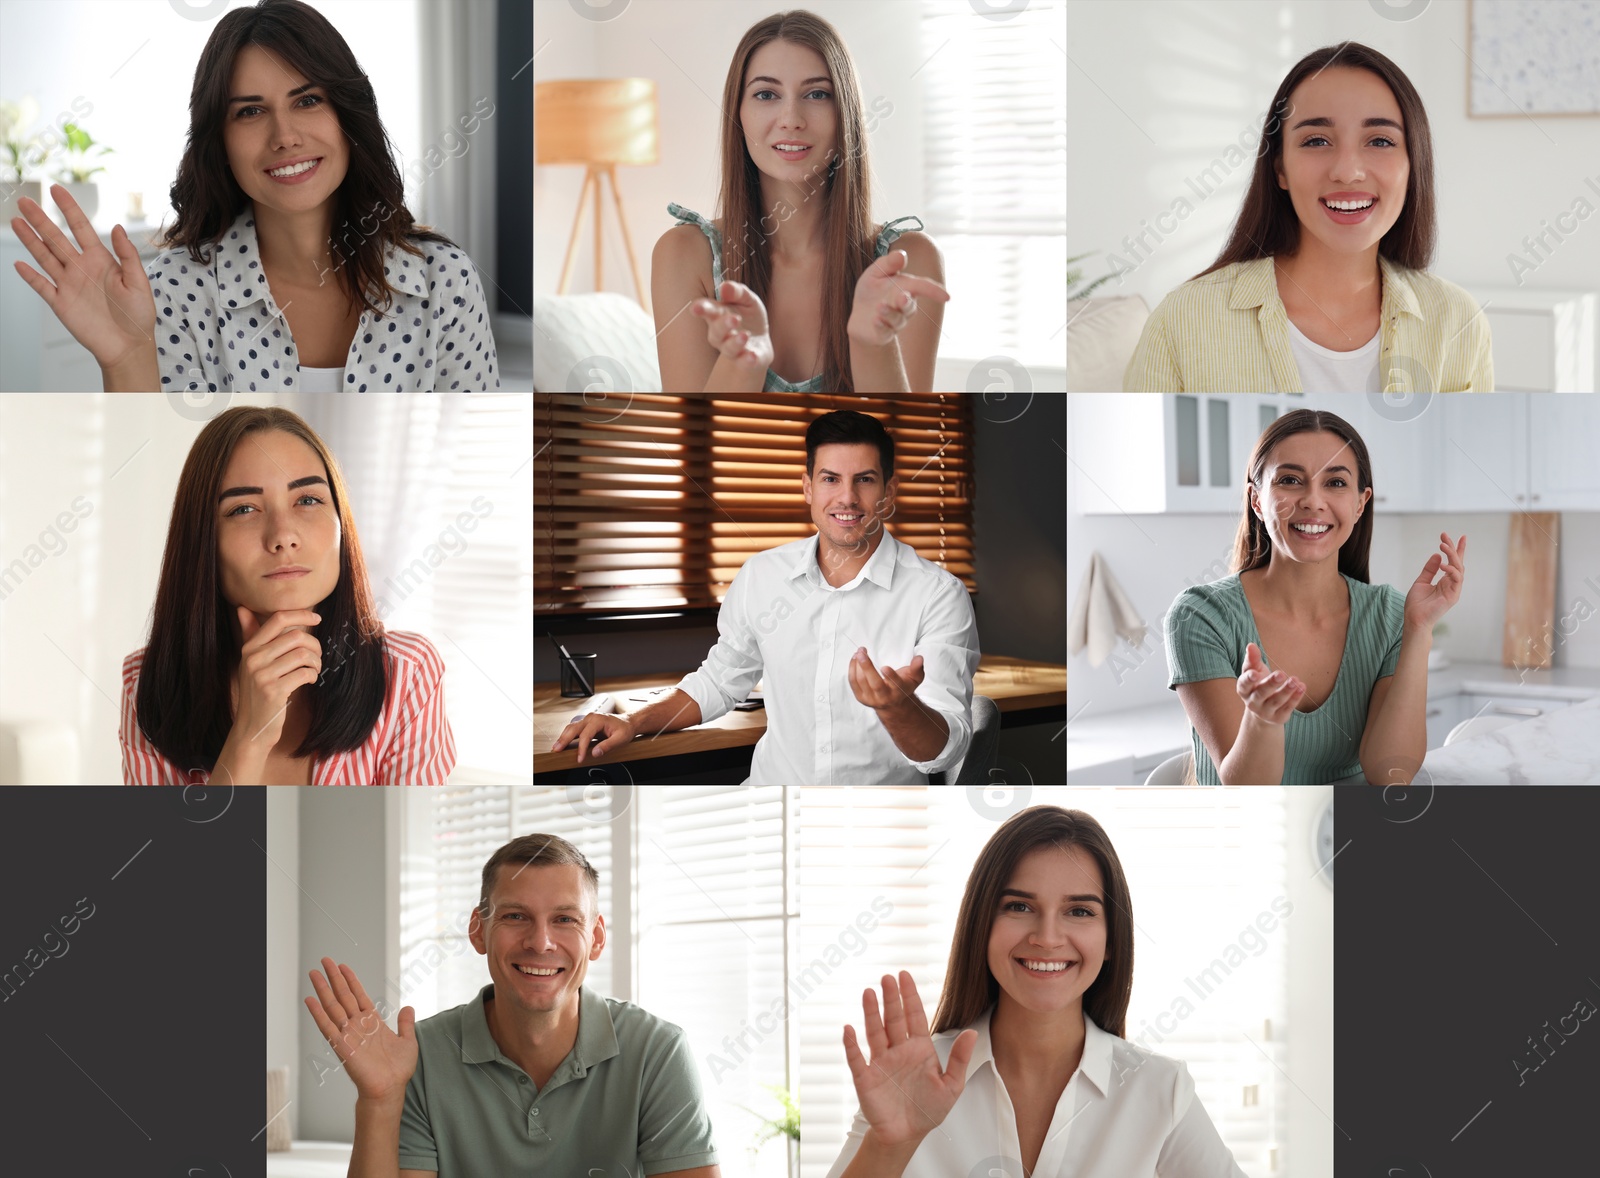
[651,10,950,393]
[1165,408,1466,785]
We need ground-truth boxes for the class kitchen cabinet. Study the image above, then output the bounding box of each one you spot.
[1340,395,1442,513]
[1529,395,1600,509]
[1439,394,1527,511]
[1424,693,1465,751]
[1439,392,1600,512]
[1070,392,1600,516]
[1070,392,1312,514]
[1460,693,1571,724]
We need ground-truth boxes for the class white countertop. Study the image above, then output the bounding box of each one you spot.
[1411,696,1600,784]
[1069,661,1600,783]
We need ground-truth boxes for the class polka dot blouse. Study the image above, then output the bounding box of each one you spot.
[143,208,501,391]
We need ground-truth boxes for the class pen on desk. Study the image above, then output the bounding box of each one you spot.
[546,631,594,697]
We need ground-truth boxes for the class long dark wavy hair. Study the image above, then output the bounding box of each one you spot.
[133,408,388,774]
[1232,408,1376,583]
[1191,42,1436,281]
[931,806,1135,1040]
[160,0,457,318]
[717,9,877,392]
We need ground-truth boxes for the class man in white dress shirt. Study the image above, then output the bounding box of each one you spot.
[550,410,980,784]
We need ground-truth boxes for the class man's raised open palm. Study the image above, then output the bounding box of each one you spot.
[304,957,417,1104]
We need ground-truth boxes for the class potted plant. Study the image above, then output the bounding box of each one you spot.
[0,96,47,221]
[52,121,113,223]
[734,1082,800,1177]
[1068,250,1119,302]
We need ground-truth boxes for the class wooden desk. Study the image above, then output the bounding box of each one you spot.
[536,655,1066,778]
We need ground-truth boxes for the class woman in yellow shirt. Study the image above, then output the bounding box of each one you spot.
[1125,42,1492,393]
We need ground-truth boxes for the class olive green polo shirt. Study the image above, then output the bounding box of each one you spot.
[398,983,719,1176]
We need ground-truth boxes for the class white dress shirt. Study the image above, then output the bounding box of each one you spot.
[824,1007,1245,1178]
[143,206,500,390]
[673,528,979,785]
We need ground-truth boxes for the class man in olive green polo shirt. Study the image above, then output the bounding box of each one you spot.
[305,833,721,1177]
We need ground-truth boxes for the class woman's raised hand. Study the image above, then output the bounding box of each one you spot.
[847,249,950,348]
[304,957,418,1104]
[9,185,157,371]
[231,607,322,750]
[1236,641,1305,725]
[691,280,774,370]
[841,970,978,1148]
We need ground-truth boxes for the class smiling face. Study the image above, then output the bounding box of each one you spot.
[802,442,896,553]
[1274,66,1409,256]
[1250,430,1373,563]
[215,429,340,618]
[739,39,839,181]
[986,845,1108,1018]
[469,863,604,1017]
[222,45,348,215]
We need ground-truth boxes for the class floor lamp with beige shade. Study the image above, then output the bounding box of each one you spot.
[536,78,659,315]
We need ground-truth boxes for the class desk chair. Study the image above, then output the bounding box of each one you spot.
[930,695,1001,785]
[1143,750,1193,784]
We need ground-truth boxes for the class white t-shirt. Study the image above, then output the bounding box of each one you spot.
[672,529,979,784]
[824,1007,1245,1178]
[1288,319,1381,392]
[297,366,345,392]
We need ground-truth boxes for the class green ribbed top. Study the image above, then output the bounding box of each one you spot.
[1165,572,1407,784]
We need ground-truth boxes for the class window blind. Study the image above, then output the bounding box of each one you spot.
[635,786,799,1178]
[399,785,610,1020]
[535,394,976,616]
[920,0,1066,369]
[800,787,1290,1177]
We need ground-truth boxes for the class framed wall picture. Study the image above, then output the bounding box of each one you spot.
[1469,0,1600,117]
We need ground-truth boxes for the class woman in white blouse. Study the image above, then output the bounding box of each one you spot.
[827,806,1246,1178]
[8,0,498,392]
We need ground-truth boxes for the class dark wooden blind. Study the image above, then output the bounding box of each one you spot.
[536,394,977,616]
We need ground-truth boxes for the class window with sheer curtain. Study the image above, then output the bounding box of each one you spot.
[301,393,532,781]
[399,785,546,1021]
[535,393,976,617]
[800,786,1289,1177]
[494,787,798,1178]
[920,0,1066,369]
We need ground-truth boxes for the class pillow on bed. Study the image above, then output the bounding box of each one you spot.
[533,292,663,393]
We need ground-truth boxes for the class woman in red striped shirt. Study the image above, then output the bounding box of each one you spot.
[120,407,456,784]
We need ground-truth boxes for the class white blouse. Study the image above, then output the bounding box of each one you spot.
[671,529,979,784]
[824,1007,1245,1178]
[143,206,500,391]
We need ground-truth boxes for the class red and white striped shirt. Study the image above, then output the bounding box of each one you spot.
[120,630,457,785]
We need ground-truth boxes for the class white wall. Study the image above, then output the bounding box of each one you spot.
[295,786,400,1142]
[1067,0,1600,392]
[0,0,421,232]
[533,0,928,304]
[1064,394,1600,722]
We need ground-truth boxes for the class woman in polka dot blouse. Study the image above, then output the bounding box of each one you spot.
[9,0,500,392]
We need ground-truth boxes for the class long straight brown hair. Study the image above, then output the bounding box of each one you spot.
[133,408,387,773]
[1191,42,1436,282]
[931,806,1135,1040]
[1231,408,1376,583]
[161,0,458,319]
[717,9,877,392]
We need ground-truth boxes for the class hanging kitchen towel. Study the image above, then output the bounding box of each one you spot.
[1068,552,1148,668]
